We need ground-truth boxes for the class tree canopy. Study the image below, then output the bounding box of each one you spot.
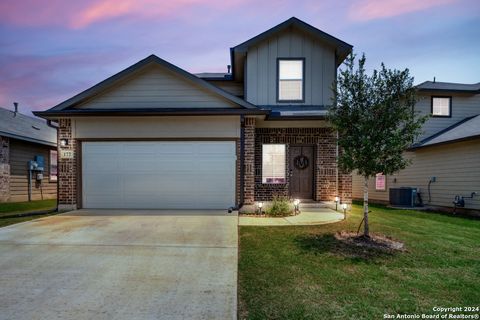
[329,53,427,178]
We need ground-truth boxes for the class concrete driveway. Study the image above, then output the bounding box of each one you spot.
[0,209,238,320]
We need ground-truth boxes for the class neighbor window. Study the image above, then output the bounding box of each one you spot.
[262,144,286,184]
[375,173,386,191]
[278,59,304,101]
[49,150,58,182]
[431,97,451,117]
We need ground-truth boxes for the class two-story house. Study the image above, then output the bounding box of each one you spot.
[352,81,480,212]
[34,17,353,211]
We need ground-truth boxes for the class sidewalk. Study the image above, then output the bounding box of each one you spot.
[239,208,344,226]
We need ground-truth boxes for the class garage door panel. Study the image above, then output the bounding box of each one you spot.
[82,141,236,209]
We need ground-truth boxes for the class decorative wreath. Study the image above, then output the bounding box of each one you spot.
[294,155,309,170]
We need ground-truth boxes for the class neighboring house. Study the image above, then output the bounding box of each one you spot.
[352,81,480,211]
[34,17,353,211]
[0,105,57,202]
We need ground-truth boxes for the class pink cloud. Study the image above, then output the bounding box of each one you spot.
[0,0,249,29]
[348,0,458,22]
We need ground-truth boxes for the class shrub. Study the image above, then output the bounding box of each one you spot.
[266,196,294,217]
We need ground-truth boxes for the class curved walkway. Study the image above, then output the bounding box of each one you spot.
[239,208,344,226]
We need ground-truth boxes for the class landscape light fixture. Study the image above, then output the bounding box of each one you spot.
[293,199,300,214]
[334,196,340,211]
[342,203,348,220]
[257,202,263,214]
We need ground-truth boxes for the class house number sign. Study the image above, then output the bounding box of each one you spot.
[294,155,309,170]
[60,150,74,159]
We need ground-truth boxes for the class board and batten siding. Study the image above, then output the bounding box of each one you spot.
[9,139,56,202]
[73,116,241,139]
[76,65,239,109]
[416,92,480,141]
[352,140,480,210]
[245,28,335,106]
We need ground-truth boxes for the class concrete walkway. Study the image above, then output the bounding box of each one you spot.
[0,209,238,320]
[239,208,344,226]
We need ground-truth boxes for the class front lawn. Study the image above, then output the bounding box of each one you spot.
[0,199,57,228]
[238,204,480,319]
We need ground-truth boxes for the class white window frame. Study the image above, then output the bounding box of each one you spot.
[375,173,386,191]
[277,58,304,102]
[431,96,451,117]
[262,144,286,184]
[49,149,58,182]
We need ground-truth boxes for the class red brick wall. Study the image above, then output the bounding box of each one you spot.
[58,119,77,209]
[243,117,256,205]
[254,127,351,203]
[0,136,10,202]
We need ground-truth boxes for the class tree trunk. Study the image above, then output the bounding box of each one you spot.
[363,176,370,237]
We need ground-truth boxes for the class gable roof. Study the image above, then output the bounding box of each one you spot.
[416,81,480,93]
[35,54,259,118]
[410,115,480,150]
[231,17,353,65]
[0,108,56,147]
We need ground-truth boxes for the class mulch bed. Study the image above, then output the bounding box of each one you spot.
[335,231,406,252]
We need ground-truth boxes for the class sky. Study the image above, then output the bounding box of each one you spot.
[0,0,479,115]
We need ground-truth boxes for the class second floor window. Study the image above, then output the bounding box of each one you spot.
[431,96,451,117]
[278,59,304,102]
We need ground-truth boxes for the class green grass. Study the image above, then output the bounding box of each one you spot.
[238,204,480,320]
[0,199,57,228]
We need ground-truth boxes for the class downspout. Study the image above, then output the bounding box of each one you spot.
[336,131,339,199]
[238,115,245,209]
[46,119,59,212]
[334,52,339,200]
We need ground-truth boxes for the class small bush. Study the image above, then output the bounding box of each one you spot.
[266,196,294,217]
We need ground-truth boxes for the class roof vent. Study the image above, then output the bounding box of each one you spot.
[13,102,18,116]
[433,77,436,83]
[227,65,231,74]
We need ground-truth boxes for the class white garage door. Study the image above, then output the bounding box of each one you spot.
[82,141,236,209]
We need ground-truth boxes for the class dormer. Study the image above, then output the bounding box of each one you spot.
[230,17,352,107]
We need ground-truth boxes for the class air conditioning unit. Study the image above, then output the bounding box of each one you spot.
[389,187,417,207]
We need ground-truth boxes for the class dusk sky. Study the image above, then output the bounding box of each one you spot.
[0,0,479,115]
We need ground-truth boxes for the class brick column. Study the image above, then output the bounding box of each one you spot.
[339,171,352,204]
[316,129,337,201]
[58,119,77,211]
[243,117,256,205]
[0,136,10,202]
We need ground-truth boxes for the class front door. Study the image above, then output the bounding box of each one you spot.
[289,145,314,199]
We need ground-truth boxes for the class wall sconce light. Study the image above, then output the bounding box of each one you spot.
[293,199,300,214]
[334,196,340,211]
[342,203,348,220]
[257,202,263,214]
[60,139,69,147]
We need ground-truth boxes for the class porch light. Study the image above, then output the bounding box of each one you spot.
[293,199,300,214]
[334,196,340,211]
[60,139,68,147]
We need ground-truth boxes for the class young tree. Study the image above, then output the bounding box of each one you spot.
[329,53,427,238]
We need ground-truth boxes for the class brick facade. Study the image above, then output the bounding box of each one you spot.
[243,117,256,205]
[0,136,10,202]
[58,119,77,210]
[252,127,352,204]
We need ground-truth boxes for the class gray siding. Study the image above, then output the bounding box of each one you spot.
[245,28,335,106]
[73,116,241,139]
[206,80,244,97]
[416,92,480,141]
[352,140,480,210]
[77,65,238,109]
[9,139,57,202]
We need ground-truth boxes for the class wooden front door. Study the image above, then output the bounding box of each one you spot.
[289,145,314,199]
